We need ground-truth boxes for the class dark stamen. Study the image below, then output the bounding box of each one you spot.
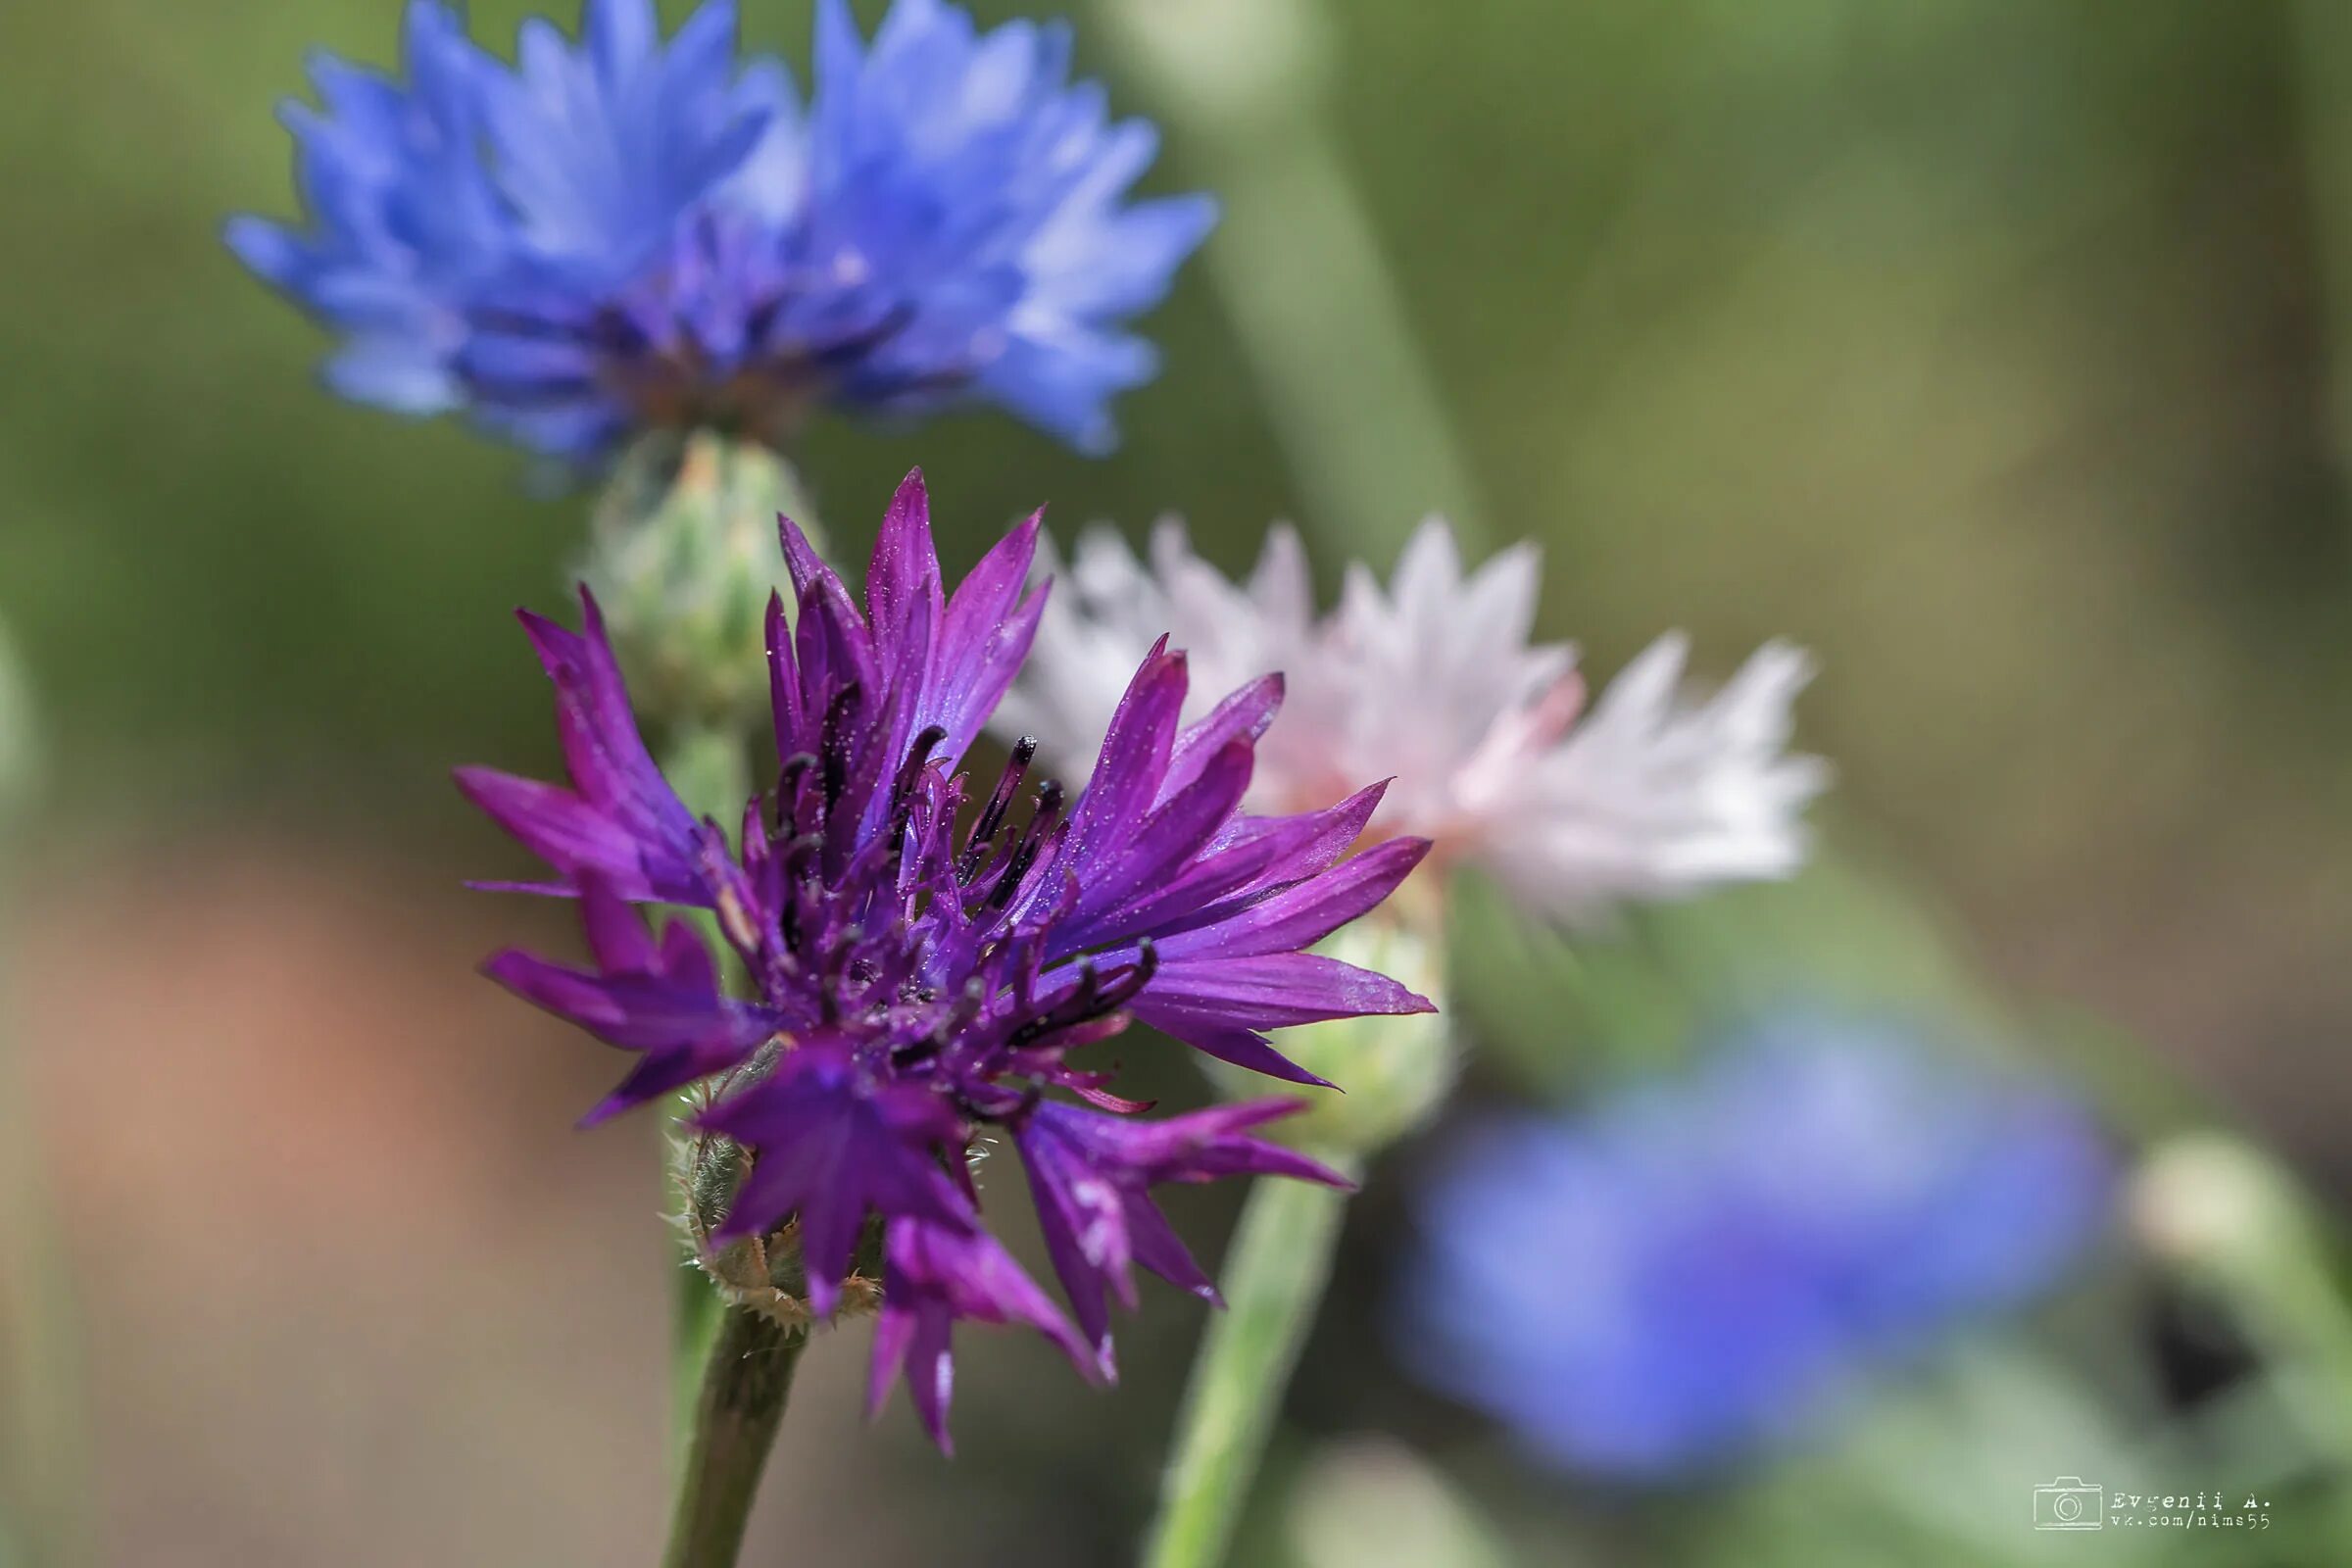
[892,1022,953,1068]
[771,753,816,838]
[818,684,863,809]
[983,782,1068,912]
[816,923,863,1024]
[1004,940,1158,1051]
[988,832,1046,911]
[777,833,824,954]
[894,726,949,805]
[1051,962,1102,1026]
[963,737,1037,871]
[1030,780,1066,833]
[1094,939,1159,1013]
[889,724,950,851]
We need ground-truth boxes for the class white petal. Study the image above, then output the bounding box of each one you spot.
[994,517,1824,918]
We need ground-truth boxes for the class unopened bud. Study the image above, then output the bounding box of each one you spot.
[583,430,819,731]
[1208,918,1455,1156]
[2127,1131,2352,1405]
[2132,1133,2312,1278]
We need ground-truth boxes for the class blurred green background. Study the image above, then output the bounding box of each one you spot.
[3,0,2351,1563]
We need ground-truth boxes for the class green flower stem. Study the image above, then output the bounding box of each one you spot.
[672,1236,726,1460]
[1144,1151,1364,1568]
[662,1306,807,1568]
[1095,0,1488,565]
[594,431,824,1457]
[658,722,755,1449]
[0,629,81,1565]
[1,1024,89,1568]
[2288,0,2352,484]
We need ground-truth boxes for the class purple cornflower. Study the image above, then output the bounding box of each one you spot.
[461,472,1433,1447]
[227,0,1215,463]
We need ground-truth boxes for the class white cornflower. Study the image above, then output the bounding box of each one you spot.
[994,516,1827,924]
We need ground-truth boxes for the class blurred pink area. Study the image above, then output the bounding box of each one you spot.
[6,835,923,1565]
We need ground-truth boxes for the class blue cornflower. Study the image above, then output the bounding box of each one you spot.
[463,471,1433,1447]
[228,0,1216,463]
[1396,1012,2112,1480]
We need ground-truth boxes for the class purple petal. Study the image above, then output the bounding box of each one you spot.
[1062,647,1187,861]
[1156,837,1432,960]
[1159,674,1283,806]
[1123,1194,1215,1302]
[700,1049,971,1312]
[1212,781,1390,893]
[453,766,703,904]
[579,873,660,971]
[870,1215,1095,1450]
[924,512,1045,763]
[1065,740,1253,930]
[480,950,746,1050]
[1085,782,1393,951]
[864,468,943,667]
[522,594,689,835]
[776,511,836,604]
[1126,1101,1353,1187]
[765,591,805,758]
[459,594,708,902]
[481,932,776,1125]
[1016,1117,1134,1360]
[1018,1100,1346,1344]
[788,562,880,744]
[1143,952,1436,1029]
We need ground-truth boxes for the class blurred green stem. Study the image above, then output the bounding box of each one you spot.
[659,722,755,1451]
[1143,1152,1362,1568]
[0,1033,88,1568]
[1096,0,1487,566]
[0,633,84,1565]
[662,1306,804,1568]
[599,432,822,1459]
[1196,131,1488,565]
[2288,0,2352,483]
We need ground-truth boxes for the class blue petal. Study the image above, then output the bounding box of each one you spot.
[323,336,462,413]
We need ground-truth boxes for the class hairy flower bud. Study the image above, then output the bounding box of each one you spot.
[1208,918,1455,1156]
[675,1117,884,1330]
[583,431,817,732]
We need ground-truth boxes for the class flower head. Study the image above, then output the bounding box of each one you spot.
[461,471,1432,1446]
[996,517,1827,926]
[229,0,1215,462]
[1395,1011,2112,1479]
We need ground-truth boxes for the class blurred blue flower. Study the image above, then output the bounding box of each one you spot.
[1396,1011,2112,1481]
[227,0,1215,463]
